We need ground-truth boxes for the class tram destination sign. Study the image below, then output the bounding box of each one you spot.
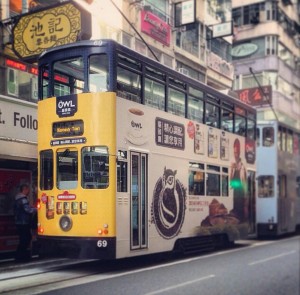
[52,120,84,138]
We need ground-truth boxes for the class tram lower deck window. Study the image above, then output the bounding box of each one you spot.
[82,146,109,189]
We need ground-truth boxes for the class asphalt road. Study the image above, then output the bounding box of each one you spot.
[1,236,299,295]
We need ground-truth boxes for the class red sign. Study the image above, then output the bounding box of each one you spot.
[236,86,272,106]
[141,10,171,46]
[57,191,76,200]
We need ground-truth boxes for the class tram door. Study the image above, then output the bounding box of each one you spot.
[130,152,148,250]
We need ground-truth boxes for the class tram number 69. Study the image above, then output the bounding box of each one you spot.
[97,240,108,248]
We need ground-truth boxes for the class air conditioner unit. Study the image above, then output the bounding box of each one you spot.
[178,68,189,76]
[7,68,19,96]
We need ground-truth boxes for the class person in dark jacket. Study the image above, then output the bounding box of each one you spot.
[14,184,37,261]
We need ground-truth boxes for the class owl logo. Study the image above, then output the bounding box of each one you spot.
[152,167,186,239]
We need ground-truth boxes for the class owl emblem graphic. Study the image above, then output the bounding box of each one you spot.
[152,167,186,239]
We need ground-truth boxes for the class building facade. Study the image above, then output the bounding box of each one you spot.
[232,0,300,129]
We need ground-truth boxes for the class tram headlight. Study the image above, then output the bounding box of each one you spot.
[59,215,73,232]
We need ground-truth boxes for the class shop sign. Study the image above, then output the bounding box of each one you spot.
[231,43,258,58]
[141,10,171,46]
[0,99,37,142]
[236,86,272,106]
[12,2,91,61]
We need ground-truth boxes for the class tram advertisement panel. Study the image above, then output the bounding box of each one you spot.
[117,98,254,251]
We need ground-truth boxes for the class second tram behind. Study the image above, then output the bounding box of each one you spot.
[256,121,300,237]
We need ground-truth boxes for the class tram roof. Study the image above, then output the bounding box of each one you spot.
[39,39,256,114]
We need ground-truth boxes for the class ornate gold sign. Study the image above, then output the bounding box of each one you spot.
[13,2,91,61]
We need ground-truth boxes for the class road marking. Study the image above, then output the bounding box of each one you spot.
[144,274,216,295]
[248,250,296,266]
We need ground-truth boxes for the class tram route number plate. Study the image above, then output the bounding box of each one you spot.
[97,240,108,248]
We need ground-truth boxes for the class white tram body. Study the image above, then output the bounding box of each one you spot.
[256,120,300,236]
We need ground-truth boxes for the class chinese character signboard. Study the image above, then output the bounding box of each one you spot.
[155,118,185,150]
[236,86,272,106]
[141,10,171,46]
[12,2,91,61]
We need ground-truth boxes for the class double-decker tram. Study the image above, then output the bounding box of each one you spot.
[256,121,300,237]
[37,39,257,259]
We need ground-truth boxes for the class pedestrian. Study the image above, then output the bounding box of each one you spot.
[14,184,37,262]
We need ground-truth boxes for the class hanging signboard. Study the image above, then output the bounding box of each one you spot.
[12,2,91,61]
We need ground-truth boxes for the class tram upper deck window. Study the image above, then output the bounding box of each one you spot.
[188,87,204,123]
[168,88,185,117]
[247,119,256,140]
[262,127,274,146]
[41,64,50,99]
[117,67,141,103]
[89,54,108,92]
[57,148,78,190]
[82,146,109,189]
[145,78,165,110]
[53,57,84,97]
[205,102,220,128]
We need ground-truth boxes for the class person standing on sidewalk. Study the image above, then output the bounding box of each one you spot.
[14,184,37,261]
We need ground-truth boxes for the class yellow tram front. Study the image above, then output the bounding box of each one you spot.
[37,41,118,259]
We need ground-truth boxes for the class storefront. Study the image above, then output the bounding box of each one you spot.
[0,95,37,254]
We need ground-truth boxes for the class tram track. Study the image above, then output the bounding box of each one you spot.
[0,258,99,294]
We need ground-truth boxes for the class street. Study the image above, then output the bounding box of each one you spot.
[0,235,299,295]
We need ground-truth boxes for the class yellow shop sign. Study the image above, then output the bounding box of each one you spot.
[13,2,91,61]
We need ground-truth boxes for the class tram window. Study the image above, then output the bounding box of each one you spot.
[89,54,108,92]
[281,127,287,151]
[41,64,49,99]
[258,176,274,198]
[40,150,53,190]
[206,173,220,196]
[262,127,274,147]
[168,88,185,117]
[247,119,255,140]
[296,176,300,198]
[53,57,84,96]
[221,109,233,132]
[117,150,128,192]
[256,128,260,146]
[117,67,141,103]
[222,167,229,197]
[287,130,293,153]
[57,149,78,190]
[188,96,204,123]
[81,146,109,189]
[188,87,204,122]
[145,78,165,111]
[235,115,246,136]
[189,162,205,196]
[205,102,220,128]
